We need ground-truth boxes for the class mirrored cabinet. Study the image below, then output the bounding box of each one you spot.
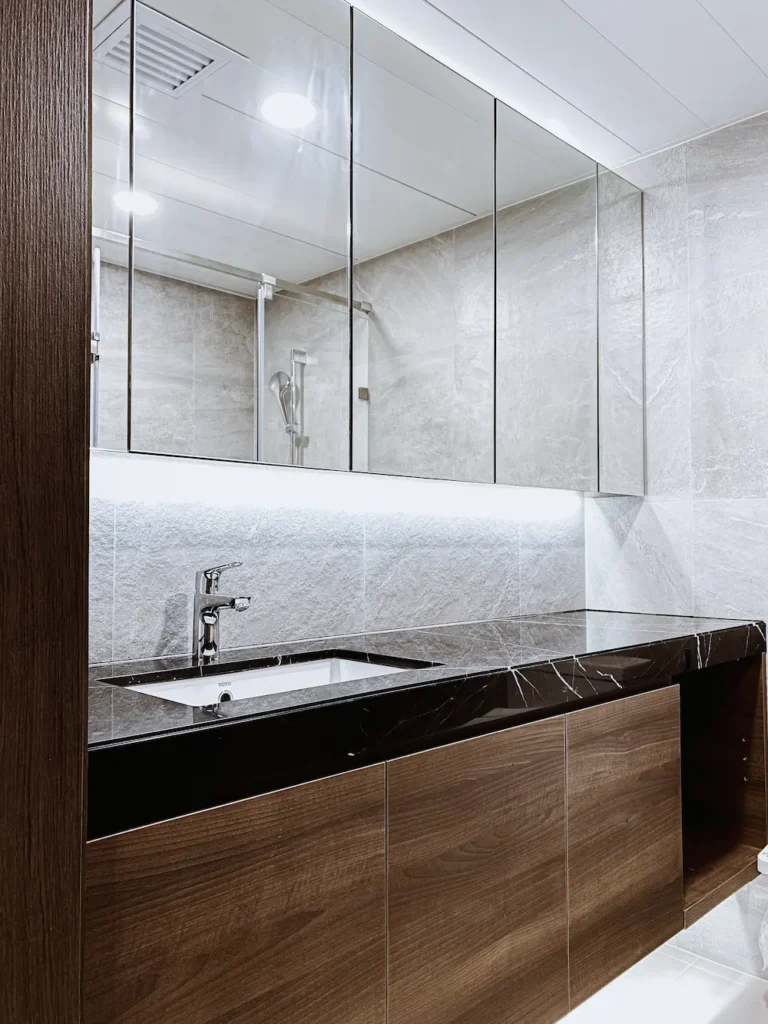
[90,0,644,495]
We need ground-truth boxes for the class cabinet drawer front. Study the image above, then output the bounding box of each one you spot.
[85,766,386,1024]
[567,686,684,1007]
[388,718,569,1024]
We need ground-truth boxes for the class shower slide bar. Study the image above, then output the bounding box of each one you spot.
[91,227,372,316]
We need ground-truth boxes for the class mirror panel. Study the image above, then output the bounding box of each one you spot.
[91,0,352,468]
[91,1,132,451]
[597,167,645,495]
[495,101,599,491]
[90,1,645,494]
[351,11,495,483]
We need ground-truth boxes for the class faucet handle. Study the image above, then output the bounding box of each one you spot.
[196,561,243,594]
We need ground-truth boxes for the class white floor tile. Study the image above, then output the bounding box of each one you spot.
[662,941,699,966]
[562,950,768,1023]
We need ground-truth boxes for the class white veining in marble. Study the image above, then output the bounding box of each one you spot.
[693,499,768,623]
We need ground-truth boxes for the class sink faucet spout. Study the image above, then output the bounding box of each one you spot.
[193,562,250,664]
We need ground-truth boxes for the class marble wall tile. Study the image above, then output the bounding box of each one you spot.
[96,353,128,451]
[194,290,255,385]
[111,498,365,661]
[96,265,259,462]
[690,272,768,498]
[625,146,688,297]
[693,498,768,622]
[130,371,195,456]
[645,287,692,499]
[363,512,521,632]
[687,113,768,289]
[598,300,645,495]
[497,177,597,329]
[367,346,456,481]
[586,497,694,615]
[359,223,494,483]
[520,500,586,614]
[90,450,585,663]
[597,170,645,496]
[355,230,457,366]
[132,270,198,379]
[97,264,129,451]
[192,381,254,463]
[625,147,692,500]
[496,316,597,491]
[262,293,349,471]
[496,177,598,492]
[452,330,495,484]
[89,497,115,665]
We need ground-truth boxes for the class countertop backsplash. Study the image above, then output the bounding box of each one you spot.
[89,449,585,665]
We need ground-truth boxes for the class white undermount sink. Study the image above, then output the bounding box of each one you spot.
[127,657,410,707]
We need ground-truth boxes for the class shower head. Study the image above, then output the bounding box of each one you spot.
[269,371,297,429]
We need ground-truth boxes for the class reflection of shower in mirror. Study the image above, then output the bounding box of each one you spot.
[90,247,102,448]
[268,348,313,467]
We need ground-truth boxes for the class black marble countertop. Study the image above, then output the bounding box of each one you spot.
[88,610,765,839]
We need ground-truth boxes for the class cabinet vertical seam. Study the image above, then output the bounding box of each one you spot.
[565,717,571,1013]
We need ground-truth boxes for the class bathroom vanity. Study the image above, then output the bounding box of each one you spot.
[86,611,767,1024]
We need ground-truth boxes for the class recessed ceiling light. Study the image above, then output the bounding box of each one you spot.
[260,92,317,131]
[113,190,158,215]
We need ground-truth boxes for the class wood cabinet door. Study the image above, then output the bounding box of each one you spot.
[85,766,386,1024]
[388,718,569,1024]
[567,686,684,1007]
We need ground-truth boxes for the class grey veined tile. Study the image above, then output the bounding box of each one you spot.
[363,512,520,632]
[688,113,768,288]
[622,146,688,297]
[586,497,693,615]
[694,498,768,622]
[89,497,115,665]
[690,272,768,498]
[520,501,585,615]
[645,287,692,499]
[111,499,365,662]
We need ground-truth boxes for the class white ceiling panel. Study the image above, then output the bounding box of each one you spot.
[410,0,708,151]
[699,0,768,79]
[566,0,768,127]
[353,0,768,168]
[92,171,346,281]
[94,0,768,295]
[354,169,481,264]
[349,0,637,166]
[354,55,493,215]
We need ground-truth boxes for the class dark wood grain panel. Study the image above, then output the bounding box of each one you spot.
[567,687,683,1007]
[388,719,568,1024]
[684,848,758,928]
[0,0,90,1021]
[85,766,386,1024]
[680,653,766,919]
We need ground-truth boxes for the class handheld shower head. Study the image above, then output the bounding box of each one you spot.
[269,370,298,429]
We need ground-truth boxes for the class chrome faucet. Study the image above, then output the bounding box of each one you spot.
[193,562,251,664]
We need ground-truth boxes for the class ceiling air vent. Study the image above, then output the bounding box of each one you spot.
[93,1,248,98]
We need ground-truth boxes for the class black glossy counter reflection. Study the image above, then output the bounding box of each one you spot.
[88,611,765,839]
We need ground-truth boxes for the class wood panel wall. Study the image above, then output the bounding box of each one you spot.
[0,1,90,1021]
